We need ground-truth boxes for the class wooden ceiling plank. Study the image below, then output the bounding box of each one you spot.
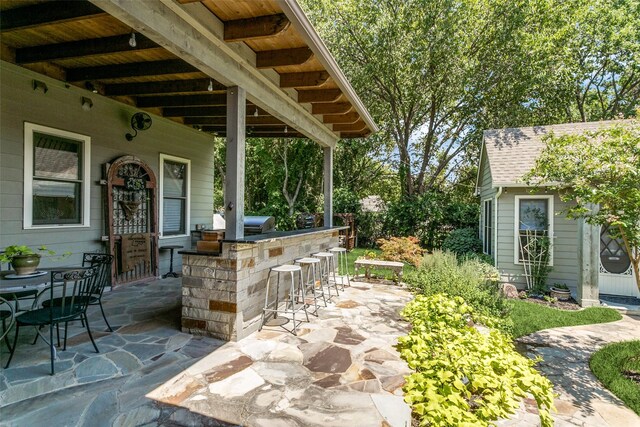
[333,120,367,132]
[104,78,224,96]
[280,71,329,88]
[323,112,361,124]
[184,116,285,125]
[0,1,105,31]
[136,93,227,108]
[15,33,159,64]
[163,106,227,117]
[223,14,290,42]
[340,131,369,138]
[256,47,313,69]
[312,102,353,115]
[297,89,342,103]
[66,59,198,81]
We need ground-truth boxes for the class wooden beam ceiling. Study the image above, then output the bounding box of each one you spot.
[223,14,290,42]
[312,102,353,115]
[103,78,225,96]
[15,33,158,64]
[340,132,368,138]
[323,112,361,124]
[280,71,329,88]
[297,89,342,103]
[66,59,198,81]
[256,47,313,68]
[333,120,367,132]
[184,116,284,126]
[0,1,105,31]
[136,94,227,108]
[163,106,227,117]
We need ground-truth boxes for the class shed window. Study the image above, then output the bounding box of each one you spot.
[24,123,91,228]
[482,199,493,255]
[515,196,554,265]
[160,154,190,237]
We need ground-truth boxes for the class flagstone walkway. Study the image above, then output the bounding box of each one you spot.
[500,315,640,427]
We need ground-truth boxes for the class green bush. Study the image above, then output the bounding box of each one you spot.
[442,228,482,256]
[399,294,555,427]
[405,251,511,333]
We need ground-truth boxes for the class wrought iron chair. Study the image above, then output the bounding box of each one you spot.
[5,267,100,375]
[41,253,115,332]
[1,296,16,351]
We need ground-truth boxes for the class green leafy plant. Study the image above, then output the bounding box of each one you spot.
[399,294,555,426]
[543,295,558,304]
[0,245,55,263]
[376,236,424,267]
[442,228,482,256]
[552,283,569,290]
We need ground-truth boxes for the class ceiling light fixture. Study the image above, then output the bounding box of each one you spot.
[85,81,98,93]
[207,79,214,92]
[284,125,288,134]
[129,32,137,48]
[81,97,93,111]
[32,79,48,93]
[253,108,259,117]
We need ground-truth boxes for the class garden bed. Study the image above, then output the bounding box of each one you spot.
[521,295,581,311]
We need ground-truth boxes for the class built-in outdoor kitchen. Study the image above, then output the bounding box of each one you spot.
[180,216,344,341]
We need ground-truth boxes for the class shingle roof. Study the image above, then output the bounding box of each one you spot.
[482,120,628,186]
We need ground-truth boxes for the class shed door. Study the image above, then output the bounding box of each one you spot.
[599,225,637,297]
[104,156,159,286]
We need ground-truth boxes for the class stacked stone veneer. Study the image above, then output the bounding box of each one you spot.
[181,228,341,341]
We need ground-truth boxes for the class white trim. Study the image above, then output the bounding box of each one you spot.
[23,122,91,229]
[493,187,503,265]
[159,153,191,239]
[513,194,554,266]
[481,198,493,256]
[475,142,486,194]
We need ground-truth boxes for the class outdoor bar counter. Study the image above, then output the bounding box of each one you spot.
[179,226,345,341]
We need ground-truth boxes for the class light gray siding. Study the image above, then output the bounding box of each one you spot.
[495,189,579,290]
[477,148,497,257]
[0,61,214,274]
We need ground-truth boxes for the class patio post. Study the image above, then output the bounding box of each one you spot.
[577,213,600,307]
[323,146,333,227]
[225,86,246,240]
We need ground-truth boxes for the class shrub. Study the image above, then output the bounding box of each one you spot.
[376,236,425,267]
[399,294,555,427]
[442,228,482,256]
[406,251,511,333]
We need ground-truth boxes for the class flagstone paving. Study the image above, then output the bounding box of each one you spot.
[499,315,640,427]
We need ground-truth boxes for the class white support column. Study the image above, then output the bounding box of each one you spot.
[577,215,600,307]
[225,86,246,240]
[323,146,333,228]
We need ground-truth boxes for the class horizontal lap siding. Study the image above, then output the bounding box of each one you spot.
[496,189,579,289]
[0,61,214,274]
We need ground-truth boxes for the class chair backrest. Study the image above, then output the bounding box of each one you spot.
[82,253,114,296]
[0,296,15,341]
[49,267,99,321]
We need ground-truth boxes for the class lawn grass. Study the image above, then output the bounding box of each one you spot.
[341,248,417,279]
[590,340,640,415]
[509,299,622,338]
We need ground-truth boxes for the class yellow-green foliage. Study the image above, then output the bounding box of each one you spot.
[398,294,555,426]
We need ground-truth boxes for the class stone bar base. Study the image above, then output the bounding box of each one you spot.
[181,228,341,341]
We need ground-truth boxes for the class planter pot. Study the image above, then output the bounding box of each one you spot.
[550,287,571,301]
[11,254,41,275]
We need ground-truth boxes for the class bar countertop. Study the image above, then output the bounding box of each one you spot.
[223,226,347,244]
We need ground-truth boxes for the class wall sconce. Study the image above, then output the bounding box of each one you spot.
[32,79,48,93]
[81,97,93,111]
[85,81,98,93]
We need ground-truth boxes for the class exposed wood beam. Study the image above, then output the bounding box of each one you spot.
[333,120,367,132]
[323,112,361,124]
[0,1,105,31]
[66,60,198,81]
[312,102,353,115]
[184,116,284,126]
[256,47,313,69]
[280,71,329,88]
[15,33,158,64]
[136,93,226,108]
[163,106,227,117]
[223,14,290,42]
[297,89,342,103]
[340,131,369,138]
[103,78,224,96]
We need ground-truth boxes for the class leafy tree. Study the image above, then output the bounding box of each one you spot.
[524,120,640,291]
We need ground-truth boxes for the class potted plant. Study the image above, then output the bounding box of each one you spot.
[550,282,571,301]
[0,245,55,275]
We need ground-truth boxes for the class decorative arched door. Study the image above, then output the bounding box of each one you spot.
[104,156,159,286]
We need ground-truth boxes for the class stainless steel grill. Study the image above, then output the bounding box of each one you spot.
[244,216,275,235]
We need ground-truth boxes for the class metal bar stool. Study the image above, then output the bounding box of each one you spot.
[312,252,340,299]
[259,264,309,335]
[295,257,326,314]
[329,247,351,290]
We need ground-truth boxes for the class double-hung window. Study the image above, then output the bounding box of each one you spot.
[482,199,493,255]
[24,123,91,228]
[514,195,554,265]
[160,154,190,237]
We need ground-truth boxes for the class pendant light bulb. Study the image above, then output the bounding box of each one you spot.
[254,108,259,117]
[207,79,214,92]
[284,125,288,134]
[129,32,137,48]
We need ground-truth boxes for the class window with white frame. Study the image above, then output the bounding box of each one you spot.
[482,199,493,255]
[24,123,91,228]
[160,154,190,237]
[515,195,554,264]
